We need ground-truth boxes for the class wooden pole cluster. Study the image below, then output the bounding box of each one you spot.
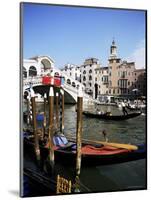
[75,86,83,189]
[60,89,65,134]
[30,89,40,161]
[48,87,55,169]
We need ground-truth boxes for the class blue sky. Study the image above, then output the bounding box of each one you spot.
[23,3,146,68]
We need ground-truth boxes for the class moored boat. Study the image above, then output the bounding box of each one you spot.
[23,132,146,167]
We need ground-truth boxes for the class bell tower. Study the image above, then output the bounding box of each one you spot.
[110,39,117,58]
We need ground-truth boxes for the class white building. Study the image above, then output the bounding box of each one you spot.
[61,63,81,82]
[80,58,100,99]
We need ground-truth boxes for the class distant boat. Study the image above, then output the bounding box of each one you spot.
[126,104,146,111]
[82,111,142,120]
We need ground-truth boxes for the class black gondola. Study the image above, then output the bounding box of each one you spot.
[23,132,146,167]
[82,111,141,120]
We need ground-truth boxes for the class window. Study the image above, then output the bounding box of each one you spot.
[83,76,86,81]
[95,77,97,81]
[67,79,71,84]
[75,73,77,80]
[89,75,92,81]
[113,89,115,94]
[128,81,130,86]
[29,66,37,77]
[55,72,59,76]
[72,82,76,87]
[83,70,86,74]
[89,83,92,87]
[89,69,92,73]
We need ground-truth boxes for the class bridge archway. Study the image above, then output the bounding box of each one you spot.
[41,59,52,70]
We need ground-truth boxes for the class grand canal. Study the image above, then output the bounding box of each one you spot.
[23,103,146,195]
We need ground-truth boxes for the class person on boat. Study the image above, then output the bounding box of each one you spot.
[127,99,131,107]
[121,101,128,115]
[102,129,108,142]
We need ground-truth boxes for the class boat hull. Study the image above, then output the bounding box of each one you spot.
[23,137,146,167]
[82,111,142,120]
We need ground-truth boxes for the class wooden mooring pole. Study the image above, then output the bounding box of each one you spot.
[43,93,47,138]
[26,96,30,126]
[30,89,40,162]
[60,89,65,134]
[55,92,59,130]
[48,87,55,170]
[75,87,83,192]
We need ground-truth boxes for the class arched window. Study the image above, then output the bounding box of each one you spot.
[83,70,86,74]
[89,69,92,73]
[83,76,86,81]
[72,82,76,87]
[67,79,71,85]
[23,67,27,78]
[55,72,59,76]
[29,66,37,77]
[89,75,92,81]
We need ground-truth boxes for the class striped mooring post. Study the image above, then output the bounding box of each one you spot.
[59,89,65,134]
[48,87,55,170]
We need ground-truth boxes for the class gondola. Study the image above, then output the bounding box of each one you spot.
[23,132,146,167]
[126,105,141,111]
[82,111,141,120]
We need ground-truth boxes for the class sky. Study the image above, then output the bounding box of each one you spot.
[22,3,146,69]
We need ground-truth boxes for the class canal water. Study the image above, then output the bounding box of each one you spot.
[23,103,146,196]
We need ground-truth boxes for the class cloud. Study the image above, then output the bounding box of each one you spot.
[127,39,145,69]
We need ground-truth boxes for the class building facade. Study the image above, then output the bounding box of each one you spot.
[61,40,146,99]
